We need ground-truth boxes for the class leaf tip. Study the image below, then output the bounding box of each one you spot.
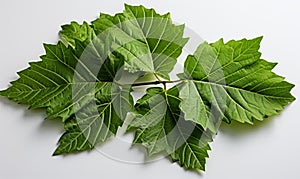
[124,3,132,9]
[216,38,225,44]
[0,89,7,96]
[164,12,171,18]
[52,152,59,156]
[256,35,264,41]
[52,149,62,156]
[249,36,264,45]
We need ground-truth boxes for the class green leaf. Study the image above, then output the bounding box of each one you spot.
[0,4,296,173]
[91,4,188,79]
[59,21,127,82]
[0,39,119,120]
[0,37,133,154]
[54,84,133,155]
[60,21,95,48]
[0,42,98,120]
[53,117,94,155]
[128,87,213,170]
[178,37,295,132]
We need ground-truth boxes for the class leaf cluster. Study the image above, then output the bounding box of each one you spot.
[0,4,295,172]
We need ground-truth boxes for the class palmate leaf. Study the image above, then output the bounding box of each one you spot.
[60,4,188,79]
[0,34,133,154]
[0,42,95,120]
[178,37,295,132]
[91,4,188,79]
[59,21,126,82]
[128,87,213,170]
[0,4,296,173]
[53,84,133,155]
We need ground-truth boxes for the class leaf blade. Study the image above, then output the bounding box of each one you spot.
[90,4,188,78]
[54,84,133,155]
[129,87,213,170]
[179,37,295,132]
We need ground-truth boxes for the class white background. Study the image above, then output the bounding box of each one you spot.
[0,0,299,178]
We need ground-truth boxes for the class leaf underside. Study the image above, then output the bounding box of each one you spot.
[0,4,295,172]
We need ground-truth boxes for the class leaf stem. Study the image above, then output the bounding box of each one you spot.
[131,79,182,87]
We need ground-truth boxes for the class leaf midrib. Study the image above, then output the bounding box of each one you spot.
[6,82,110,94]
[189,79,294,100]
[164,90,203,168]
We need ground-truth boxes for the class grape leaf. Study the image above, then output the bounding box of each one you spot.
[178,37,295,132]
[128,87,213,170]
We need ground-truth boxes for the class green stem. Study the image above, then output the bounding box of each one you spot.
[153,72,163,82]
